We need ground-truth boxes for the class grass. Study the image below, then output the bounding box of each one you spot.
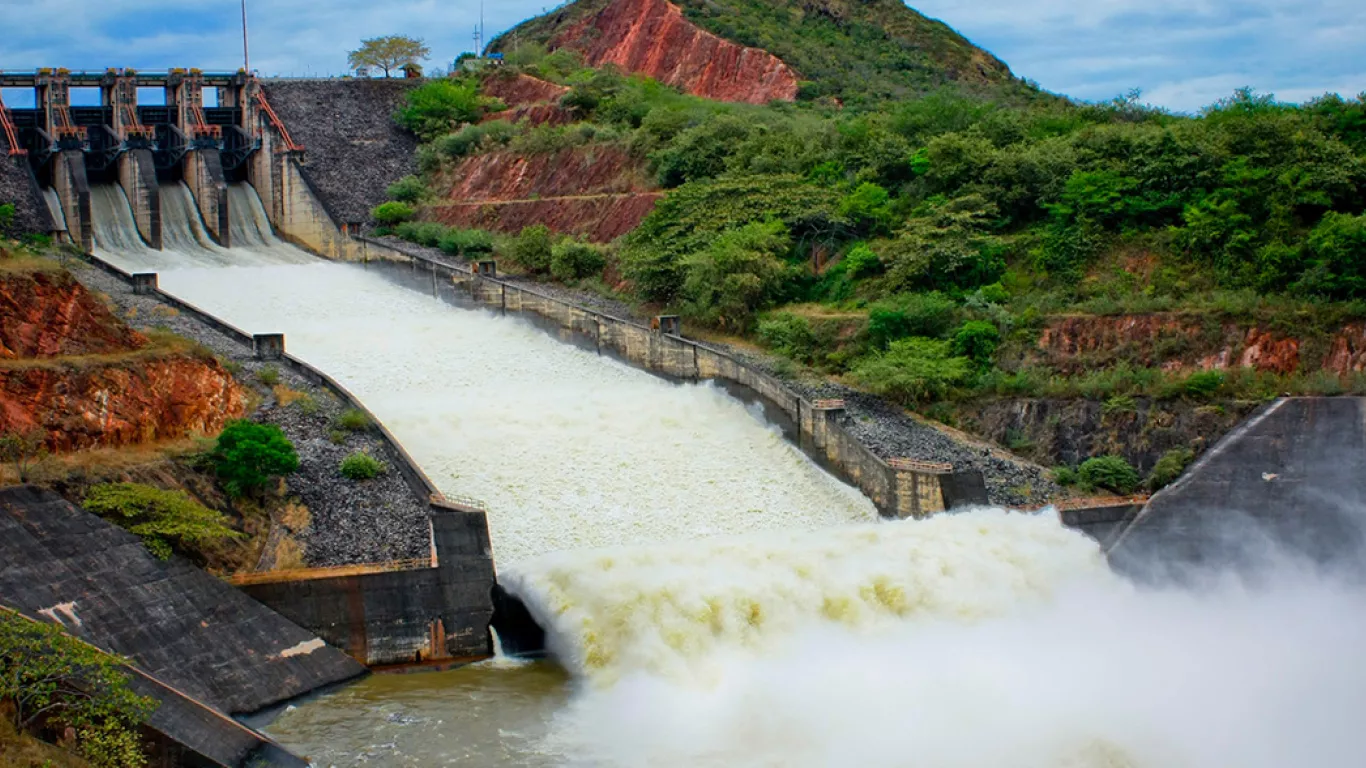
[0,710,90,767]
[0,329,213,374]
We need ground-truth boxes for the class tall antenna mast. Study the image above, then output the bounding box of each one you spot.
[241,0,250,73]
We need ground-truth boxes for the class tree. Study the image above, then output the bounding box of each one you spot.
[83,483,244,561]
[372,201,415,226]
[0,429,48,483]
[681,221,796,331]
[850,338,971,404]
[0,609,156,767]
[348,36,430,78]
[210,420,299,498]
[510,225,554,273]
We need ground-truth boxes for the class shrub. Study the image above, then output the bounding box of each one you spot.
[339,452,387,481]
[257,366,280,386]
[210,420,300,497]
[550,240,607,282]
[681,220,795,331]
[0,429,48,483]
[336,408,371,431]
[396,221,447,248]
[434,120,517,159]
[838,182,894,233]
[510,224,554,273]
[1183,370,1225,399]
[1147,448,1195,490]
[1101,395,1138,416]
[1052,466,1079,487]
[386,175,427,203]
[866,292,957,349]
[0,202,14,232]
[951,320,1000,368]
[372,201,415,226]
[83,483,243,560]
[1,610,157,768]
[438,227,495,257]
[758,313,817,362]
[842,244,883,279]
[395,80,497,140]
[1077,455,1141,494]
[850,338,972,404]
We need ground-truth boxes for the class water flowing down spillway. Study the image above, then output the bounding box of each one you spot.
[89,188,1366,767]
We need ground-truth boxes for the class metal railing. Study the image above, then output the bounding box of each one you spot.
[888,458,954,473]
[253,89,302,152]
[0,92,25,156]
[228,557,433,586]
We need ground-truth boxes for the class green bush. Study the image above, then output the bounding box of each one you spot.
[850,338,972,404]
[396,221,447,248]
[550,240,607,282]
[339,452,387,481]
[372,201,415,226]
[1183,370,1225,399]
[951,320,1000,368]
[842,244,883,279]
[0,202,14,233]
[1077,455,1141,494]
[866,292,957,349]
[438,227,495,257]
[1147,448,1195,490]
[336,407,371,432]
[1,610,157,768]
[435,120,517,159]
[757,312,817,362]
[1296,212,1366,299]
[257,365,279,387]
[396,80,498,140]
[1052,466,1078,487]
[83,483,243,560]
[510,224,554,272]
[838,182,894,233]
[681,220,795,331]
[210,420,300,498]
[386,175,427,203]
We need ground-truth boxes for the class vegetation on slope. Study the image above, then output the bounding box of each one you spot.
[387,45,1366,480]
[489,0,1046,107]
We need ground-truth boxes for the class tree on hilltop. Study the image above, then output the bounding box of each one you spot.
[349,36,431,77]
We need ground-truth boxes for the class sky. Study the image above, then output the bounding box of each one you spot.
[0,0,1361,113]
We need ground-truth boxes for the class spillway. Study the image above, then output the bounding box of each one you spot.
[88,186,1366,767]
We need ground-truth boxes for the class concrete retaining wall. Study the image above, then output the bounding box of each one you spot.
[52,150,91,253]
[117,148,161,250]
[1109,397,1366,581]
[184,149,230,246]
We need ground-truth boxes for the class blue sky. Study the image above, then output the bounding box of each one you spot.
[0,0,1361,112]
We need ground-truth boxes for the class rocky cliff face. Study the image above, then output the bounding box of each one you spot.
[482,73,574,127]
[547,0,800,104]
[1035,315,1366,376]
[0,269,146,358]
[0,268,248,452]
[429,144,661,242]
[0,156,50,237]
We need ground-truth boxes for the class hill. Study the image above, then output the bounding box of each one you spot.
[489,0,1045,107]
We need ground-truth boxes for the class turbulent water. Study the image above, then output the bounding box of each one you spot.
[90,186,1366,767]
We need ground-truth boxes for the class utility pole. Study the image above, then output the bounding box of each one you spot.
[480,0,485,55]
[241,0,250,73]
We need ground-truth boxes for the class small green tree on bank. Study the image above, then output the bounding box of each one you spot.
[0,429,48,483]
[82,483,243,561]
[210,421,299,498]
[348,36,430,78]
[0,610,156,767]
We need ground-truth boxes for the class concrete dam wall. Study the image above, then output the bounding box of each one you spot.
[0,486,364,766]
[1110,397,1366,580]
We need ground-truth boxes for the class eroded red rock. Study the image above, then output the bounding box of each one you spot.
[0,271,146,359]
[550,0,800,104]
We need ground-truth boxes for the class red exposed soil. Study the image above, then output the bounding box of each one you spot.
[0,271,146,359]
[550,0,800,104]
[485,103,575,127]
[1036,314,1366,376]
[444,146,652,202]
[432,193,664,243]
[0,356,248,453]
[482,73,570,108]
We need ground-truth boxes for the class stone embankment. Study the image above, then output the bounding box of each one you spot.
[72,263,432,567]
[0,141,50,237]
[374,236,1055,507]
[260,79,419,226]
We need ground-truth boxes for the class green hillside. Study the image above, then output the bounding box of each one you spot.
[489,0,1049,107]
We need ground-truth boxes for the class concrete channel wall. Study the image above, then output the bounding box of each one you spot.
[351,237,990,520]
[78,253,498,668]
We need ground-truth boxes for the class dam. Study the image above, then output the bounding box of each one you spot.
[4,67,1363,768]
[76,176,1366,767]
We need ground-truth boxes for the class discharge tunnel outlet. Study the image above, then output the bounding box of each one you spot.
[475,260,497,276]
[253,333,285,360]
[653,315,681,335]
